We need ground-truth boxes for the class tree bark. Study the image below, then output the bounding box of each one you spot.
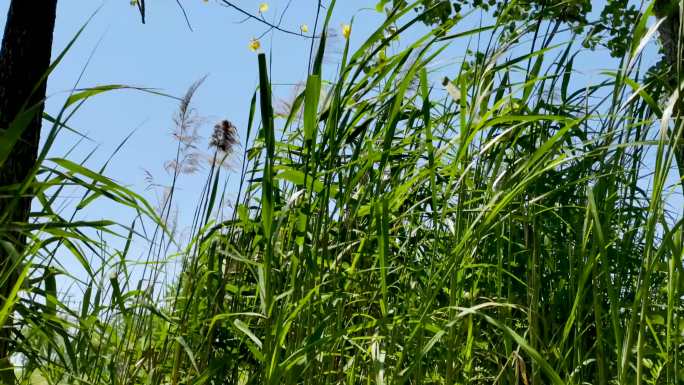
[0,0,58,365]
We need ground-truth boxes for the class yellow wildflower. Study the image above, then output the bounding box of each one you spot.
[249,38,261,52]
[300,24,309,33]
[342,24,351,39]
[378,49,388,63]
[259,3,269,13]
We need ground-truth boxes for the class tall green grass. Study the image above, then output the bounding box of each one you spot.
[0,2,682,385]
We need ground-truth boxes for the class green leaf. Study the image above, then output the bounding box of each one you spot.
[233,319,263,349]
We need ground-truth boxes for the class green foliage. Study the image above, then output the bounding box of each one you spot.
[383,0,642,56]
[1,1,683,385]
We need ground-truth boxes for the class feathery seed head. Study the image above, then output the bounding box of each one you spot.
[210,120,239,154]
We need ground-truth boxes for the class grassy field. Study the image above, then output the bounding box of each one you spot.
[0,1,683,384]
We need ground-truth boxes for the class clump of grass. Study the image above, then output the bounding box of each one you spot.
[2,1,683,385]
[146,2,682,384]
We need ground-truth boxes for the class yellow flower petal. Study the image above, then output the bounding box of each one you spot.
[342,24,351,39]
[300,24,309,33]
[259,3,269,13]
[249,38,261,52]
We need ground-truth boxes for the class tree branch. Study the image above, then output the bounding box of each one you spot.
[220,0,315,38]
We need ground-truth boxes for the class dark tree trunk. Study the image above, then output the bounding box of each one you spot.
[0,0,58,366]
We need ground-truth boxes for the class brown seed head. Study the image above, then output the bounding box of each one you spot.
[210,120,239,154]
